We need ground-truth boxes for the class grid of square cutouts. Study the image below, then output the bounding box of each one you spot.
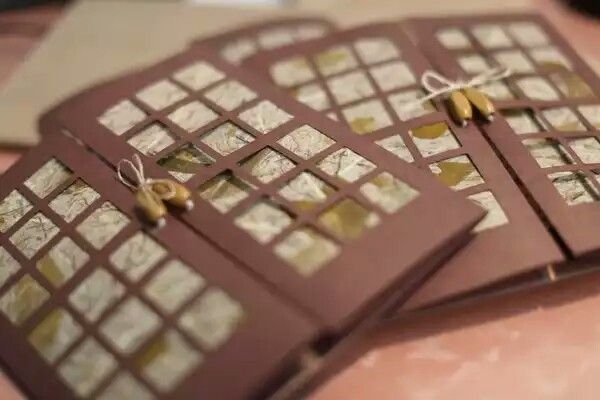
[95,60,421,278]
[262,35,508,233]
[0,157,247,399]
[376,120,508,233]
[215,20,333,65]
[503,103,600,206]
[434,21,596,101]
[268,36,435,135]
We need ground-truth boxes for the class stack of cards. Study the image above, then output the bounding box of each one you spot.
[0,13,599,400]
[238,14,600,307]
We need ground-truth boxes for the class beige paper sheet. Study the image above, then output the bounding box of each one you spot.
[0,0,296,146]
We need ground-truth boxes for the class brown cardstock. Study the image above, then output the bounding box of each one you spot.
[1,128,482,400]
[241,22,564,308]
[406,14,600,259]
[0,132,318,400]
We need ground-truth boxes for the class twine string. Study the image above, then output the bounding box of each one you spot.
[410,66,512,107]
[117,154,176,200]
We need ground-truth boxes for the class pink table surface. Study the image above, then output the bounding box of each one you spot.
[314,270,600,400]
[0,2,600,399]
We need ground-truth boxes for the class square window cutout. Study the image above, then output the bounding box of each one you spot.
[49,179,100,223]
[28,308,82,364]
[136,80,188,111]
[157,143,214,182]
[198,172,254,214]
[270,57,316,88]
[354,37,399,64]
[436,28,471,49]
[503,109,544,134]
[370,61,416,92]
[342,99,393,135]
[76,202,130,250]
[292,83,330,112]
[457,54,491,75]
[295,23,328,40]
[507,22,549,47]
[97,373,153,400]
[0,247,20,288]
[549,171,599,206]
[492,50,535,73]
[127,123,175,156]
[429,155,485,190]
[200,122,254,156]
[221,39,257,65]
[388,89,436,122]
[0,274,49,325]
[10,212,59,259]
[314,45,358,76]
[375,135,415,163]
[471,24,513,48]
[172,61,224,91]
[110,232,167,281]
[240,147,296,184]
[360,172,419,213]
[98,100,146,136]
[550,71,594,99]
[69,268,125,322]
[205,80,257,111]
[100,297,161,354]
[58,338,117,397]
[409,122,460,158]
[144,259,205,313]
[516,76,560,101]
[279,172,336,210]
[24,158,72,199]
[238,100,292,134]
[274,227,340,277]
[327,71,375,106]
[319,198,380,240]
[179,288,244,350]
[167,101,218,133]
[234,200,293,244]
[0,190,32,233]
[522,138,572,168]
[542,107,586,131]
[318,147,376,183]
[258,27,295,49]
[278,125,335,160]
[137,330,202,392]
[529,46,572,71]
[579,105,600,129]
[478,81,515,100]
[570,137,600,164]
[467,191,509,233]
[37,237,89,288]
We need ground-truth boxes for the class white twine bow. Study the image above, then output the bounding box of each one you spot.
[414,66,512,106]
[117,154,176,200]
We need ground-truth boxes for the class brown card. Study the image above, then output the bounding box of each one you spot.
[242,22,563,308]
[406,14,600,261]
[41,42,483,328]
[0,132,319,399]
[194,17,337,65]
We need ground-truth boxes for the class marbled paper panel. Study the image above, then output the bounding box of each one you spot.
[274,228,339,277]
[179,288,244,350]
[0,190,32,233]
